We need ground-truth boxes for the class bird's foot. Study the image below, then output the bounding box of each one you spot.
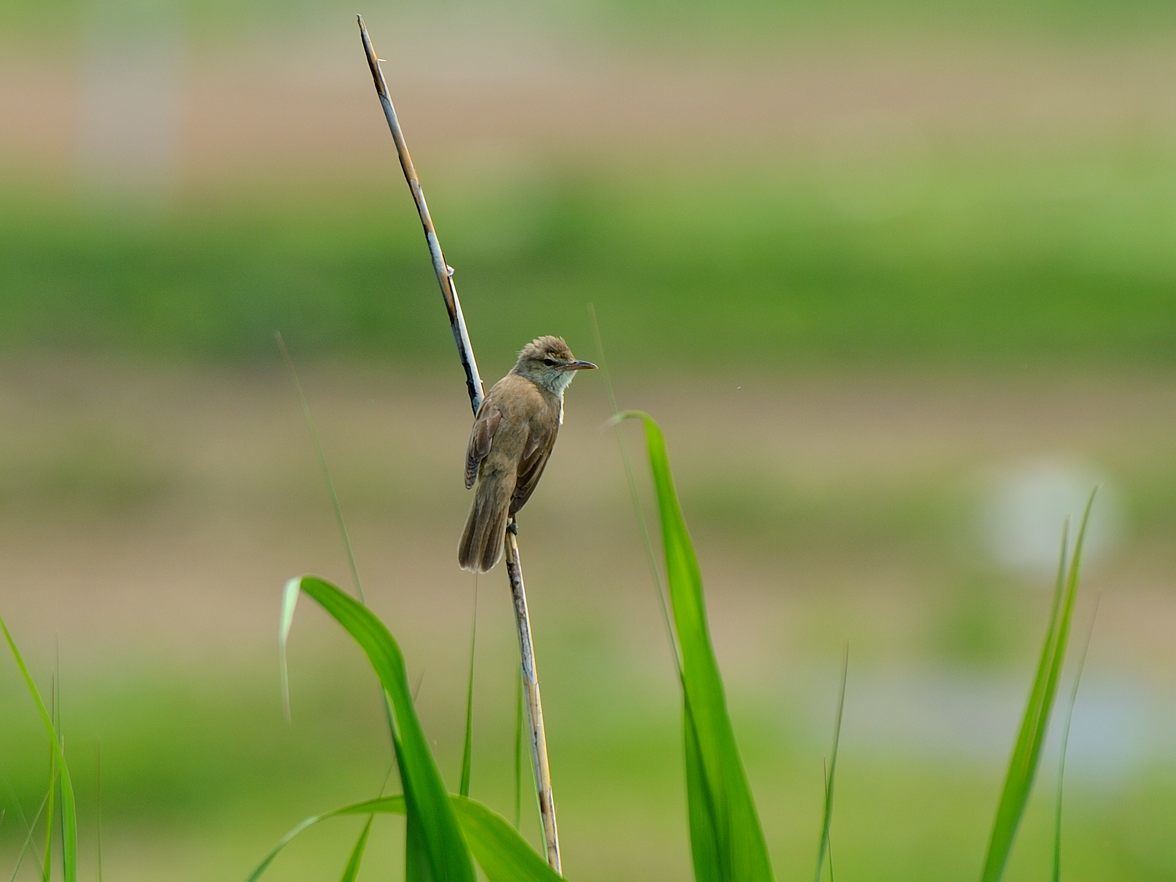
[506,518,519,536]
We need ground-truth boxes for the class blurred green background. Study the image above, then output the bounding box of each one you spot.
[2,1,1175,879]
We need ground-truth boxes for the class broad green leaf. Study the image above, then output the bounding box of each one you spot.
[619,412,773,882]
[407,813,435,882]
[1,618,78,882]
[451,796,564,882]
[280,577,475,882]
[683,706,722,881]
[249,795,564,882]
[980,491,1095,882]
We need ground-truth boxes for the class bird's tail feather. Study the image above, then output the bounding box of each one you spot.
[458,478,511,572]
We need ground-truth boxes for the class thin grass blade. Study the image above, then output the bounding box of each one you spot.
[96,744,104,882]
[41,750,56,882]
[340,815,374,882]
[590,306,679,674]
[6,785,49,882]
[1,619,78,882]
[278,583,301,722]
[276,332,364,601]
[249,795,563,882]
[980,490,1096,882]
[1053,596,1100,882]
[619,412,773,882]
[513,672,524,829]
[814,651,849,882]
[281,576,475,882]
[460,583,479,798]
[248,797,406,880]
[279,331,407,766]
[823,762,835,882]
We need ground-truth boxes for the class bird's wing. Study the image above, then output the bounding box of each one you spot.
[510,422,558,513]
[464,401,503,489]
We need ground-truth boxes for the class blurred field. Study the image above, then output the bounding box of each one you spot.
[3,361,1174,880]
[2,4,1176,881]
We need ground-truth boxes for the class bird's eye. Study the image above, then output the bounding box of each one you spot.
[542,358,557,366]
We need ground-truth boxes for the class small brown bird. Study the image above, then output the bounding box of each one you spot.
[458,336,597,572]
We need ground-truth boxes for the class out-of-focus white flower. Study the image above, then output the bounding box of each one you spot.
[975,458,1123,579]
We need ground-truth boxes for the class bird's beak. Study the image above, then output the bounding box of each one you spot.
[562,360,598,371]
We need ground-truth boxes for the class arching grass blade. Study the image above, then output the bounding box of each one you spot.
[814,650,849,882]
[980,490,1096,882]
[618,412,773,882]
[460,583,479,799]
[249,795,564,882]
[1053,596,1099,882]
[280,577,475,882]
[1,618,78,882]
[340,815,374,882]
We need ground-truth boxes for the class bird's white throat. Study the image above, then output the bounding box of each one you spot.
[554,372,576,423]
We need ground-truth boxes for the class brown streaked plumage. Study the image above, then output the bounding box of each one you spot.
[458,336,596,572]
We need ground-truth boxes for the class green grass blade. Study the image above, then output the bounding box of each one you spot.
[0,618,78,882]
[41,749,56,882]
[249,795,563,882]
[823,762,835,882]
[1052,596,1099,882]
[590,306,679,674]
[619,411,773,882]
[96,744,104,882]
[280,576,475,882]
[276,332,364,602]
[278,582,300,722]
[406,808,434,882]
[279,332,408,769]
[814,651,849,882]
[340,815,374,882]
[450,796,565,882]
[683,704,722,882]
[513,672,524,829]
[247,797,407,880]
[980,491,1096,882]
[5,783,49,882]
[460,583,479,799]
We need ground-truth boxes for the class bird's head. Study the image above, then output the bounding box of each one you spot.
[512,335,597,395]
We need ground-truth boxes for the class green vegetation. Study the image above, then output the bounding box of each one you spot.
[277,576,478,880]
[2,8,1171,875]
[4,0,1176,42]
[260,575,561,881]
[813,652,847,882]
[622,412,772,881]
[981,494,1092,882]
[3,415,1105,881]
[4,142,1175,370]
[1,619,79,882]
